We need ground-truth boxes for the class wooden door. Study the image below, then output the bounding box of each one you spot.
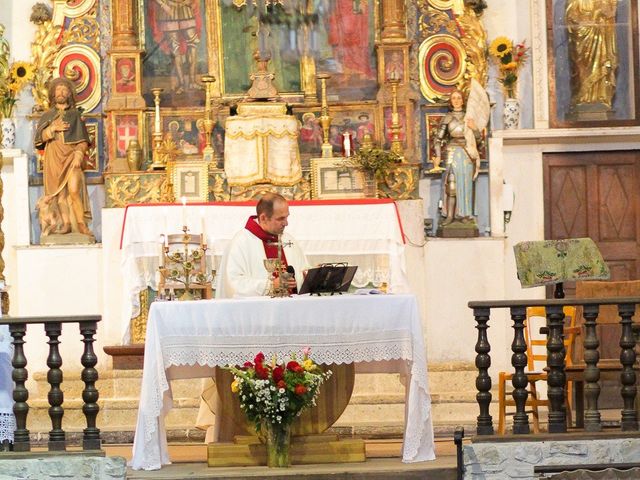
[544,151,640,408]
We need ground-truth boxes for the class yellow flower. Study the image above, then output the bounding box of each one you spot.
[303,359,314,371]
[500,61,518,71]
[489,37,513,58]
[231,379,239,393]
[10,61,34,83]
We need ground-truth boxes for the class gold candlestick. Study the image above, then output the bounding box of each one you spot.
[317,73,332,158]
[150,87,166,170]
[201,75,216,163]
[388,77,404,159]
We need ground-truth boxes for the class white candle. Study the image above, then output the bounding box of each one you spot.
[181,196,187,228]
[155,102,161,134]
[200,208,206,239]
[159,234,165,267]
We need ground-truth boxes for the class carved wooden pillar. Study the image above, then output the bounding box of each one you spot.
[380,0,406,40]
[473,307,493,435]
[111,0,137,48]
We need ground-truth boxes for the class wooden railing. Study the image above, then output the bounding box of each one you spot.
[468,298,640,436]
[0,315,102,452]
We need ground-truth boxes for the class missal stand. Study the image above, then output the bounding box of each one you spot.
[299,264,358,295]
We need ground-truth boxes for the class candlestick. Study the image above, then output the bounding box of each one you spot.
[151,87,164,134]
[316,73,332,158]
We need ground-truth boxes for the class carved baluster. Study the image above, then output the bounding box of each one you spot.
[473,307,493,435]
[546,305,567,433]
[582,303,602,432]
[509,306,529,434]
[45,322,65,450]
[618,303,638,431]
[9,323,29,451]
[79,321,101,450]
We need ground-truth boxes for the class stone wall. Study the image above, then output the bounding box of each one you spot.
[0,455,126,480]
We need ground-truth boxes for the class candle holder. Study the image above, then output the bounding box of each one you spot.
[158,226,215,301]
[201,75,216,163]
[388,77,404,159]
[150,87,166,170]
[316,73,333,158]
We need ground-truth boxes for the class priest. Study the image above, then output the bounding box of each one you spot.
[198,192,308,441]
[216,192,307,298]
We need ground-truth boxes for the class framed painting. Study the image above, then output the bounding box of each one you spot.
[112,53,140,96]
[310,158,365,200]
[547,0,640,127]
[328,105,378,154]
[380,48,407,84]
[171,160,209,202]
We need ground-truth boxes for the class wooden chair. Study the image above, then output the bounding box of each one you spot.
[497,306,579,434]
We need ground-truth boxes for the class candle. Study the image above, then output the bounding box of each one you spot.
[200,208,206,239]
[155,102,161,134]
[181,196,187,228]
[159,234,165,267]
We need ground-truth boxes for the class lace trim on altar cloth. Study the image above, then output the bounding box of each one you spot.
[0,413,15,443]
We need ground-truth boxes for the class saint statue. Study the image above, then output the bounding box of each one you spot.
[566,0,618,110]
[34,77,94,242]
[434,81,489,236]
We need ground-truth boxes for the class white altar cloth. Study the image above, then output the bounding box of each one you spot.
[119,200,409,341]
[130,294,434,470]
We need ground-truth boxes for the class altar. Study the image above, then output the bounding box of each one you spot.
[119,199,411,342]
[130,293,435,470]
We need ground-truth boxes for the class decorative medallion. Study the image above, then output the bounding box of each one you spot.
[63,0,96,19]
[418,34,467,102]
[53,44,101,112]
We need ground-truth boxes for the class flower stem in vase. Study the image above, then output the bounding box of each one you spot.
[264,421,291,468]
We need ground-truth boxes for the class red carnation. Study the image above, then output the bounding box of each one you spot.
[277,380,286,389]
[243,361,253,368]
[254,352,265,364]
[287,361,301,371]
[272,366,284,383]
[255,364,269,380]
[294,385,307,395]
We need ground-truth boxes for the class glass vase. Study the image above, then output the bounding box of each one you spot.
[264,421,291,468]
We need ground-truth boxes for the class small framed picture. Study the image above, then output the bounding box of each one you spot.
[171,160,209,202]
[310,158,365,200]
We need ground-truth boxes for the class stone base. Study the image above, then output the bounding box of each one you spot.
[569,103,614,122]
[437,220,479,238]
[40,232,96,245]
[464,434,640,480]
[0,453,126,479]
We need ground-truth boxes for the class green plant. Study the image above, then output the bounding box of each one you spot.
[344,147,401,177]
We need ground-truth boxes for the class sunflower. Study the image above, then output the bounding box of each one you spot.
[489,37,513,58]
[10,61,35,86]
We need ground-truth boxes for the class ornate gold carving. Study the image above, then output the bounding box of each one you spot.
[457,4,488,88]
[418,8,458,37]
[63,17,100,51]
[228,176,312,201]
[379,163,420,200]
[130,288,149,344]
[30,19,63,112]
[104,172,169,208]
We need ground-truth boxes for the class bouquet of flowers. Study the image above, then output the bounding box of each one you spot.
[488,37,529,99]
[226,348,331,467]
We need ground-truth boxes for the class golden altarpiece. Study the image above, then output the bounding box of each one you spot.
[26,0,490,342]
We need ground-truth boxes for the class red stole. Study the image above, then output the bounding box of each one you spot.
[244,216,288,266]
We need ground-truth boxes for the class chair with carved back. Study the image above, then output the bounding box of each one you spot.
[497,305,579,434]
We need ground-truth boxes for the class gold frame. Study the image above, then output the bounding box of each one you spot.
[111,52,142,97]
[310,157,365,200]
[171,160,209,202]
[111,111,145,162]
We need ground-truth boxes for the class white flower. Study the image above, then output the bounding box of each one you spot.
[278,388,285,393]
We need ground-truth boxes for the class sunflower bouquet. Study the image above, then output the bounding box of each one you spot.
[0,61,35,119]
[488,37,529,99]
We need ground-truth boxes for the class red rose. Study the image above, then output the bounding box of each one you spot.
[272,366,284,383]
[286,361,301,372]
[294,385,307,395]
[243,361,253,368]
[277,380,286,389]
[254,352,265,364]
[255,364,269,380]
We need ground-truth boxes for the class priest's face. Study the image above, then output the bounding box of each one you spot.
[260,200,289,235]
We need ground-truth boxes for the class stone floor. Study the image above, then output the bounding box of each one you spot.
[115,439,459,480]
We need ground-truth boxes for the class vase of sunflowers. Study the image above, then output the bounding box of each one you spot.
[488,37,529,129]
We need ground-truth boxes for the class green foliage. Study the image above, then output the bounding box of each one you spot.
[344,147,401,177]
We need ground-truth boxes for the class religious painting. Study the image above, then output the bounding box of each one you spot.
[320,0,379,101]
[114,115,140,158]
[547,0,640,127]
[382,106,407,150]
[382,48,406,84]
[145,110,218,159]
[141,0,210,107]
[293,109,322,156]
[114,57,138,95]
[171,160,209,202]
[328,106,378,154]
[310,158,365,200]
